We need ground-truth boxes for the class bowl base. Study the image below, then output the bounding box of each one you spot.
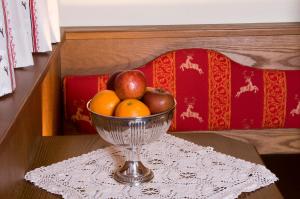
[114,161,154,186]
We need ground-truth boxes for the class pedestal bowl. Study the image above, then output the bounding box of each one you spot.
[87,100,175,185]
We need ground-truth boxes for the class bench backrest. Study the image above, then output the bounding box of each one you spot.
[63,48,300,134]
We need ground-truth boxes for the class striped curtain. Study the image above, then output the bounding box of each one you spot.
[0,0,60,97]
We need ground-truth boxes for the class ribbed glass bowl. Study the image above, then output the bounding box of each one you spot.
[87,100,175,185]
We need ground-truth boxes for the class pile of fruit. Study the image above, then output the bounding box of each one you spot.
[89,70,175,117]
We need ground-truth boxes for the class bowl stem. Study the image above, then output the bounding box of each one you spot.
[113,146,154,185]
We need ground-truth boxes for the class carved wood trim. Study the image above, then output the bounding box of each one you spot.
[63,23,300,40]
[61,23,300,77]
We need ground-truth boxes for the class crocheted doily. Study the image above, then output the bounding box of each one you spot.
[25,134,277,199]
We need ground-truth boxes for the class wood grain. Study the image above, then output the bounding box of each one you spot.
[0,85,42,198]
[0,45,59,143]
[0,45,60,198]
[61,23,300,77]
[210,129,300,154]
[41,47,62,136]
[17,133,282,199]
[63,23,300,39]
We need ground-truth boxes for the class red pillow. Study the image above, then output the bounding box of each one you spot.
[64,48,300,134]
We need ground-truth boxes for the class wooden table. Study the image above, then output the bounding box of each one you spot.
[17,133,283,198]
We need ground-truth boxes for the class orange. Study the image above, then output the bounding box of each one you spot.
[90,90,120,116]
[115,99,150,117]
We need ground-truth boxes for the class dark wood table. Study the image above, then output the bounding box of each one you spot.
[17,133,283,198]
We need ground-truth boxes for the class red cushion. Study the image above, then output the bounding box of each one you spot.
[63,74,109,133]
[63,48,300,134]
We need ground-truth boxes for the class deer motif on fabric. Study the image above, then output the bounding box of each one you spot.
[71,100,91,124]
[0,56,7,76]
[3,66,8,76]
[242,118,254,129]
[290,95,300,117]
[21,1,27,10]
[180,97,203,123]
[235,71,259,98]
[180,56,203,74]
[0,27,4,37]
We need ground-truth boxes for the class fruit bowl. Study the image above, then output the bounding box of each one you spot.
[87,100,175,185]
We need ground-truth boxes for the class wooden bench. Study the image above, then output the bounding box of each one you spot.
[0,23,299,198]
[59,23,300,154]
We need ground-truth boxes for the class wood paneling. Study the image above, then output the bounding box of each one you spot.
[61,23,300,77]
[0,45,60,143]
[0,45,60,198]
[0,84,42,198]
[18,133,282,199]
[41,47,61,136]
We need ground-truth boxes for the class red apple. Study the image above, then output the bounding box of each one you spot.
[142,87,175,114]
[106,71,120,90]
[114,70,146,100]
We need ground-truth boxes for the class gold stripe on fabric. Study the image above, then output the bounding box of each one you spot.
[208,50,231,130]
[263,71,287,128]
[153,52,176,130]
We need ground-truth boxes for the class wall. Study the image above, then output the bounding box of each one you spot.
[58,0,300,27]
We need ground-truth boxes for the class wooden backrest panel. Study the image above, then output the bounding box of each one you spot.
[61,23,300,77]
[42,49,62,136]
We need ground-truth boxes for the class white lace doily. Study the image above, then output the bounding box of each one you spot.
[25,134,278,199]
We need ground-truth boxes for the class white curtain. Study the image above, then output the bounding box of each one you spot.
[0,0,60,97]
